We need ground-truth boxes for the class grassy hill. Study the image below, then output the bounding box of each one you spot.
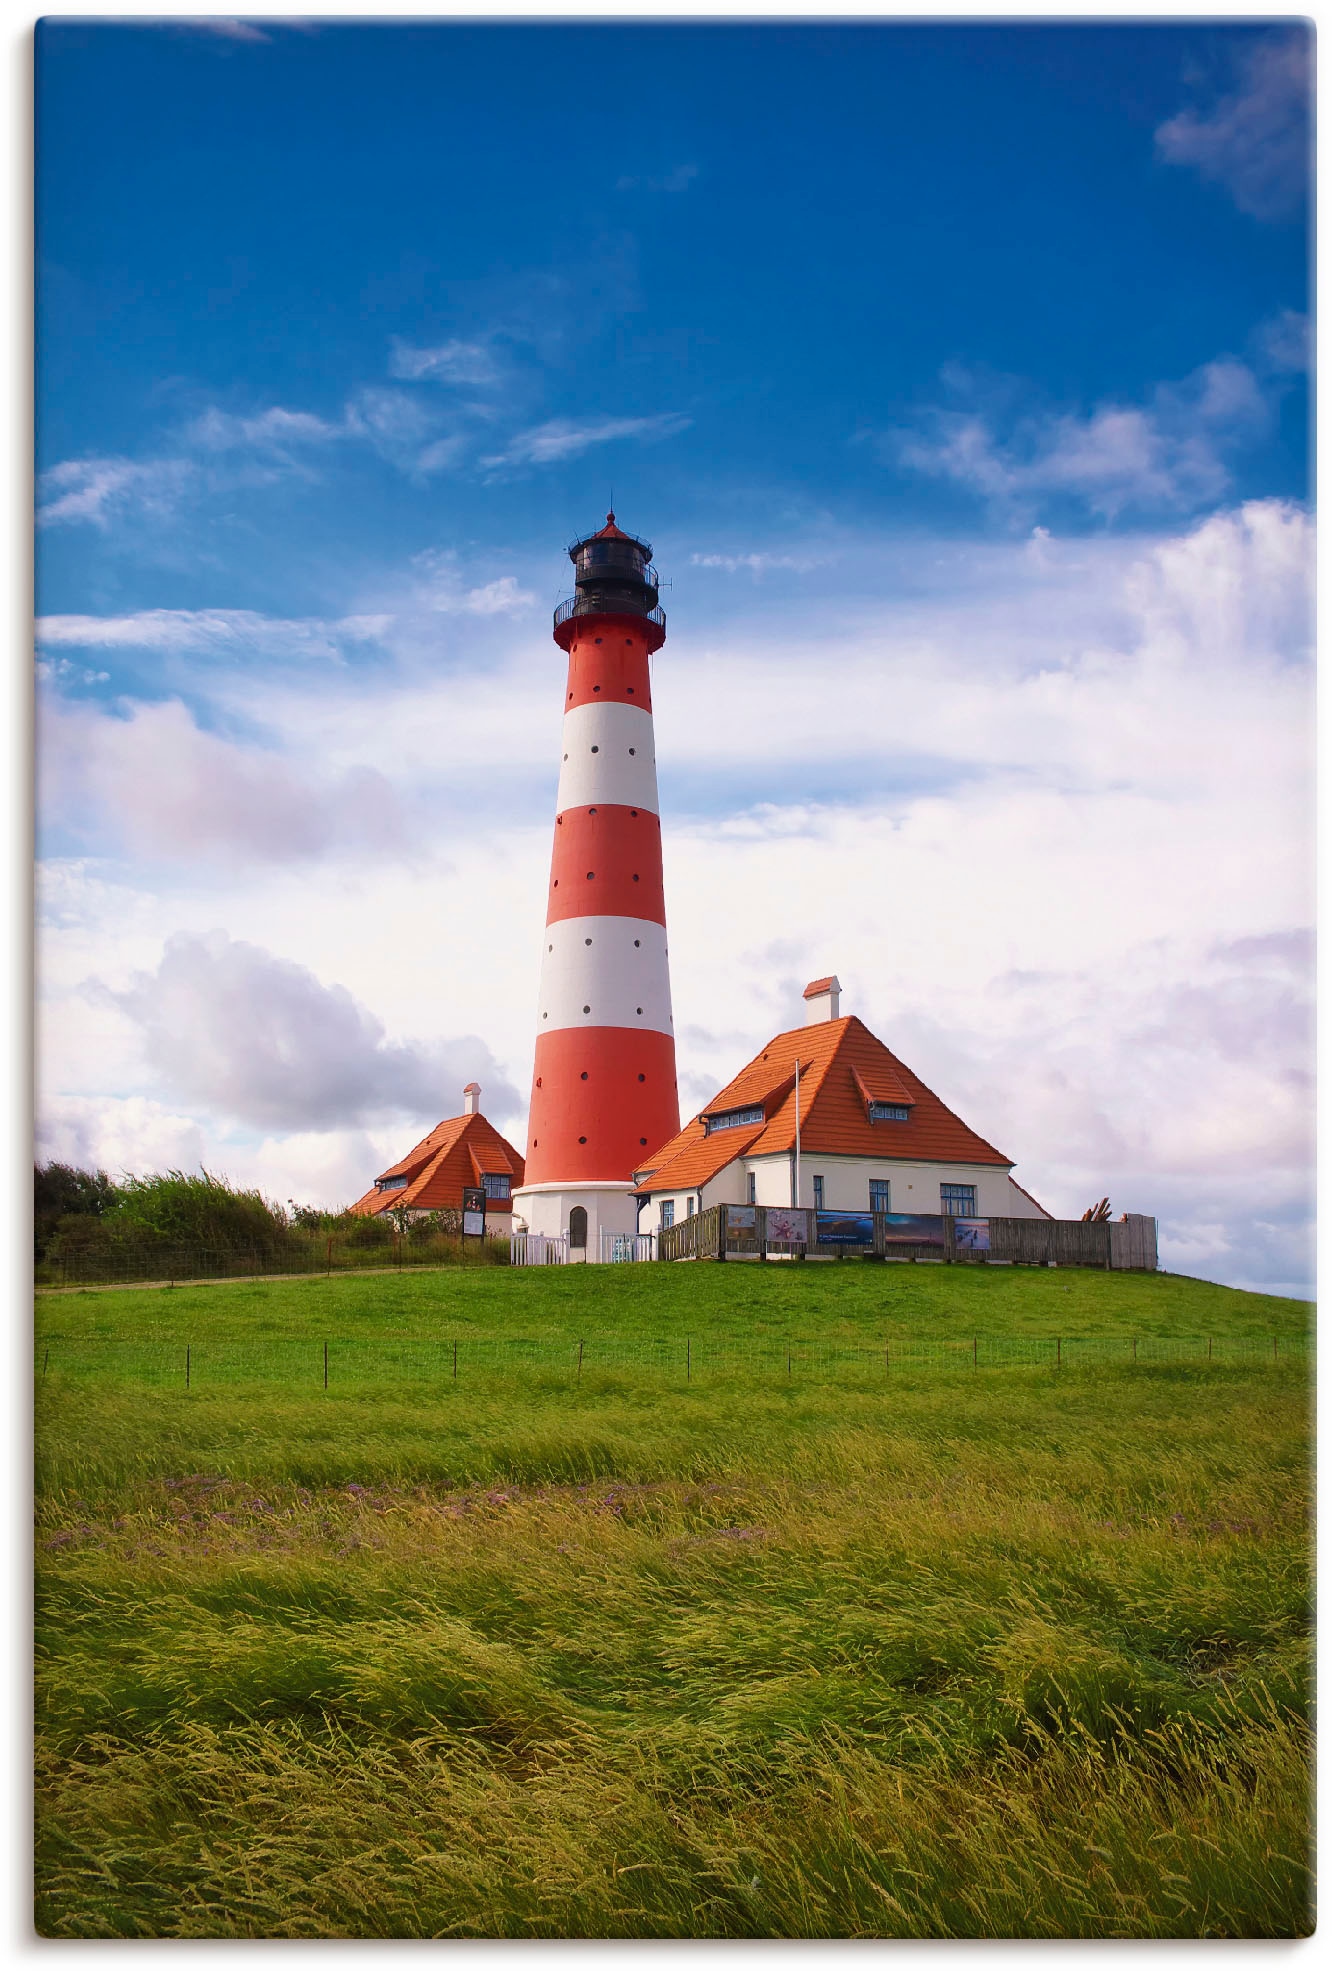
[35,1265,1313,1938]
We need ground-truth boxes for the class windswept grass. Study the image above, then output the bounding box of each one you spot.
[34,1267,1313,1937]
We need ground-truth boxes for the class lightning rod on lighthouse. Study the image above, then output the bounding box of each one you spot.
[509,514,681,1258]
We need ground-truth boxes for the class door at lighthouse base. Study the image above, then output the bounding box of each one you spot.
[568,1206,588,1259]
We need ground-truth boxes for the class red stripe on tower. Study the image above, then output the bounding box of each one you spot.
[512,514,681,1258]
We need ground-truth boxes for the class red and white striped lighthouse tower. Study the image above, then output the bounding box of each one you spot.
[510,514,680,1257]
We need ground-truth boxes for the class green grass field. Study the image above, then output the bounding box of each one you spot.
[35,1262,1314,1938]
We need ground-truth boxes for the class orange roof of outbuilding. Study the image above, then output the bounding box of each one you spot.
[349,1110,525,1217]
[637,1014,1011,1195]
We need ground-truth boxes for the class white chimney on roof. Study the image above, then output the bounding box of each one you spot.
[462,1082,481,1116]
[802,975,841,1024]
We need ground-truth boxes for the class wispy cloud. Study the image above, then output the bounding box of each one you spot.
[615,164,700,194]
[36,607,391,663]
[169,18,271,43]
[186,405,342,453]
[481,412,691,469]
[110,930,519,1131]
[886,348,1277,521]
[388,337,501,386]
[1156,30,1311,221]
[37,455,196,529]
[690,551,825,577]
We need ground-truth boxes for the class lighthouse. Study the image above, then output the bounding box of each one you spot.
[510,514,681,1258]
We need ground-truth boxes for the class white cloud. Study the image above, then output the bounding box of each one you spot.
[890,348,1279,520]
[1253,308,1310,375]
[110,930,520,1132]
[388,338,500,386]
[40,696,407,864]
[36,1094,209,1179]
[690,551,824,577]
[482,412,691,468]
[186,404,341,452]
[1156,31,1311,221]
[36,607,391,663]
[37,455,195,529]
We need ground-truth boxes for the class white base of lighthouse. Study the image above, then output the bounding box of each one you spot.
[510,1180,642,1260]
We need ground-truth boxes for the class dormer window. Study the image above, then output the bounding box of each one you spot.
[869,1101,911,1123]
[482,1172,511,1202]
[376,1175,409,1192]
[703,1104,764,1134]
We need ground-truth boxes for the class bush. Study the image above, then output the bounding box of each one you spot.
[35,1164,120,1260]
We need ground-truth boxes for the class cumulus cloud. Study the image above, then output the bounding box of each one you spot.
[36,1094,209,1178]
[888,349,1279,520]
[40,696,406,864]
[405,554,536,617]
[1156,31,1311,221]
[388,338,501,386]
[482,412,691,468]
[112,930,520,1131]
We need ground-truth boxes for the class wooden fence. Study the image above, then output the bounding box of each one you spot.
[657,1207,1157,1270]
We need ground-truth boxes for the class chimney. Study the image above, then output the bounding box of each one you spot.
[462,1082,481,1116]
[802,975,841,1024]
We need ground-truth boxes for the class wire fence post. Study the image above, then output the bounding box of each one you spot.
[453,1340,458,1381]
[787,1345,792,1378]
[323,1340,328,1389]
[185,1344,190,1390]
[1273,1335,1278,1362]
[885,1344,889,1376]
[42,1346,49,1378]
[686,1338,691,1382]
[1132,1337,1137,1364]
[577,1338,584,1380]
[1208,1336,1212,1361]
[1056,1336,1061,1369]
[973,1337,978,1368]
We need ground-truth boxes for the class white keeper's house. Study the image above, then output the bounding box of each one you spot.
[634,976,1051,1234]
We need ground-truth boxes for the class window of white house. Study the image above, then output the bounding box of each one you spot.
[868,1101,911,1123]
[940,1183,977,1216]
[686,1196,695,1218]
[482,1173,511,1201]
[704,1104,764,1134]
[660,1199,674,1229]
[869,1179,891,1213]
[813,1175,825,1209]
[747,1172,757,1204]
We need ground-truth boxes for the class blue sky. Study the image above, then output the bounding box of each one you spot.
[35,17,1313,1295]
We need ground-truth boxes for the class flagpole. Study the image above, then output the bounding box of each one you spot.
[794,1057,801,1209]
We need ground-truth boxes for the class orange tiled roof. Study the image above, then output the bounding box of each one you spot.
[349,1111,525,1217]
[637,1015,1011,1194]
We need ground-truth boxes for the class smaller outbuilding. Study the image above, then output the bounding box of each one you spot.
[349,1084,525,1235]
[634,976,1051,1234]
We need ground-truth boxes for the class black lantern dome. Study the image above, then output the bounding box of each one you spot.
[553,513,665,644]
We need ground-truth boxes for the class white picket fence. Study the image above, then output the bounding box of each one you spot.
[599,1230,655,1264]
[509,1233,569,1266]
[509,1231,654,1266]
